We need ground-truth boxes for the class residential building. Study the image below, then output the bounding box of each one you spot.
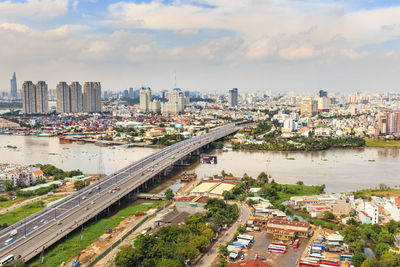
[359,210,372,224]
[378,110,400,135]
[35,81,48,114]
[139,87,152,112]
[22,81,48,114]
[83,82,102,113]
[300,97,318,117]
[70,82,83,113]
[228,88,238,107]
[56,82,71,113]
[365,202,379,224]
[161,88,185,114]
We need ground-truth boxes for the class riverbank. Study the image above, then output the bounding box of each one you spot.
[365,138,400,147]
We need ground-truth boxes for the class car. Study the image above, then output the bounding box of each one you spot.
[91,201,95,205]
[114,186,120,191]
[33,226,38,230]
[42,220,46,224]
[88,189,92,194]
[40,219,45,223]
[56,221,62,225]
[82,196,86,200]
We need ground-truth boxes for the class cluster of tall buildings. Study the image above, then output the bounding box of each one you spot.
[22,81,49,114]
[300,91,330,117]
[22,81,101,114]
[139,87,185,114]
[378,110,400,135]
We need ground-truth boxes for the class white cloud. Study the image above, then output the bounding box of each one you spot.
[0,0,69,20]
[0,22,30,32]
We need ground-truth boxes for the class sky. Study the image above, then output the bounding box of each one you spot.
[1,0,400,93]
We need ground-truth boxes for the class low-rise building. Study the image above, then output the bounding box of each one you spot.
[266,218,311,240]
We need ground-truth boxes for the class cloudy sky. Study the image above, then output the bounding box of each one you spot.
[1,0,400,93]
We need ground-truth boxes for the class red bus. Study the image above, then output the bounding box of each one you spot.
[319,259,339,266]
[293,239,299,248]
[299,260,318,267]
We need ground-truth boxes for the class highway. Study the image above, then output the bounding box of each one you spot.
[0,123,239,263]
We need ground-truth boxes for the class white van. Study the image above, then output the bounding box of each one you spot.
[9,230,17,237]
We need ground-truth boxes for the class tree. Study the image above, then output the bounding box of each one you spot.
[164,188,174,200]
[218,244,228,256]
[323,211,336,220]
[115,245,138,267]
[237,224,246,233]
[296,181,304,186]
[74,180,90,190]
[352,252,367,267]
[257,172,269,185]
[217,257,227,267]
[4,180,15,192]
[375,243,389,257]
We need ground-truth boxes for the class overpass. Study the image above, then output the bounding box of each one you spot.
[0,123,241,263]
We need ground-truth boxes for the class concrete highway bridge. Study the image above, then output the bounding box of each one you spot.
[0,123,241,263]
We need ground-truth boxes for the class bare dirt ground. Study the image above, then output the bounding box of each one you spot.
[65,206,160,267]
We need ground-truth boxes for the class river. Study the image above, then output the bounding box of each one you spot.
[1,135,400,193]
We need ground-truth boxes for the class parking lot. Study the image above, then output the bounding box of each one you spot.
[240,231,309,267]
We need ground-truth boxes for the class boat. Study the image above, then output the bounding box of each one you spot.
[5,145,17,149]
[38,133,54,137]
[59,136,73,144]
[180,172,197,182]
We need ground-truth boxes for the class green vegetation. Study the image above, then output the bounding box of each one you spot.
[34,164,83,180]
[74,180,90,190]
[115,199,238,267]
[15,183,59,197]
[0,195,30,209]
[29,201,164,267]
[153,134,184,146]
[352,184,400,200]
[340,221,400,267]
[0,201,45,227]
[164,188,174,200]
[365,138,400,148]
[234,136,366,151]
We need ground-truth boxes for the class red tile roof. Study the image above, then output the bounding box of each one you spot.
[227,259,272,267]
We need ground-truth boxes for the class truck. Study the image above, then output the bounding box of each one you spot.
[232,241,246,248]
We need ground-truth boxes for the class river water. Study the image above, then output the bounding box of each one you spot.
[1,135,400,193]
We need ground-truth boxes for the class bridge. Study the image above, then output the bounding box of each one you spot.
[0,123,241,263]
[136,193,168,200]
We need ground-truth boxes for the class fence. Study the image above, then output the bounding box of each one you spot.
[87,201,172,267]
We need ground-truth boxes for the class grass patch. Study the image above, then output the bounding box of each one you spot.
[352,188,400,199]
[365,138,400,147]
[28,201,164,267]
[0,201,45,226]
[0,196,30,209]
[275,184,324,204]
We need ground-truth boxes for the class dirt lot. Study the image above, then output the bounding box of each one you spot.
[238,231,308,267]
[65,206,160,267]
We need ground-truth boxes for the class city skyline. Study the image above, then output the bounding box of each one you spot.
[0,1,400,92]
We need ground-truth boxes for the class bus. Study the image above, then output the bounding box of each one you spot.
[268,244,287,250]
[272,242,288,248]
[0,255,14,266]
[4,238,13,246]
[312,244,327,251]
[293,239,299,248]
[237,234,254,242]
[267,247,285,254]
[319,259,339,266]
[299,260,319,267]
[309,253,325,259]
[340,255,352,261]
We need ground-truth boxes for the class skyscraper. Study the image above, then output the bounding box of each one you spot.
[139,87,151,112]
[228,88,238,107]
[22,81,48,114]
[10,72,17,99]
[300,97,318,117]
[83,82,102,113]
[161,88,185,114]
[35,81,48,114]
[56,82,71,113]
[70,82,83,113]
[22,81,36,114]
[319,90,328,98]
